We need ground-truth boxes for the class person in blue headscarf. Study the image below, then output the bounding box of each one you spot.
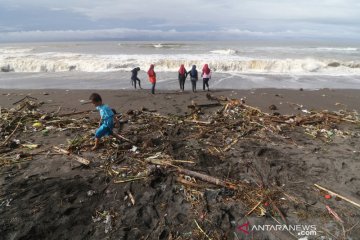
[187,65,198,92]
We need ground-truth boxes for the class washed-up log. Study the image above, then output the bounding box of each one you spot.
[53,146,90,165]
[187,103,222,109]
[314,184,360,208]
[176,168,238,190]
[176,177,207,188]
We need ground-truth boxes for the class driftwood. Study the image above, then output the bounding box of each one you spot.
[176,168,238,190]
[53,146,90,165]
[194,220,212,240]
[326,205,344,223]
[145,157,238,190]
[176,177,206,188]
[187,103,222,109]
[116,134,135,144]
[126,190,136,205]
[1,121,22,147]
[314,184,360,208]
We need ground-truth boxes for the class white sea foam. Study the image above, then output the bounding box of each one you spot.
[1,51,360,75]
[210,49,238,55]
[314,47,358,52]
[0,47,34,54]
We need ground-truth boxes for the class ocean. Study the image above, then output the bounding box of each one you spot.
[0,41,360,89]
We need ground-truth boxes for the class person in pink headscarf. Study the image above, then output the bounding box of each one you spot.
[201,64,212,91]
[147,64,156,94]
[178,64,187,92]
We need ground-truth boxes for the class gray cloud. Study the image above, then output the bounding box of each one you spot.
[0,0,359,41]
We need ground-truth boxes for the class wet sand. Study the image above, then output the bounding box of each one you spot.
[1,88,360,239]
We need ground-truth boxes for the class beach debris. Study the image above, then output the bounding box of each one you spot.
[53,146,90,165]
[21,144,40,150]
[194,219,212,240]
[268,104,278,110]
[87,190,95,197]
[314,184,360,208]
[32,122,43,128]
[126,190,136,205]
[1,94,360,239]
[325,194,332,199]
[326,205,344,223]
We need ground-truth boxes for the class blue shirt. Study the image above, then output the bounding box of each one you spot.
[96,104,114,128]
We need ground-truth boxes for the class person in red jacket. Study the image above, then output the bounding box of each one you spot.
[147,64,157,94]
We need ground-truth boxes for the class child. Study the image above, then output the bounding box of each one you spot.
[89,93,122,150]
[147,64,156,94]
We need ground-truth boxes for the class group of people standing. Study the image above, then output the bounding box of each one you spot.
[130,64,212,94]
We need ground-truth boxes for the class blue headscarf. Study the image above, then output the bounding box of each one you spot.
[191,65,197,76]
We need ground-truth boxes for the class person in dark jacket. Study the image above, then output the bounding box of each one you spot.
[130,67,142,89]
[187,65,198,93]
[178,64,187,92]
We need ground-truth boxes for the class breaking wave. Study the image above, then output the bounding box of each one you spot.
[1,50,360,75]
[314,47,358,52]
[210,49,238,55]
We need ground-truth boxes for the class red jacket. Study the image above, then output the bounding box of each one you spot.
[148,65,156,83]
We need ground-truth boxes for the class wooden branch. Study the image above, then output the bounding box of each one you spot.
[114,177,147,183]
[246,200,262,216]
[176,168,238,190]
[194,220,212,240]
[187,103,222,109]
[116,134,135,144]
[53,146,90,165]
[1,121,21,147]
[314,184,360,208]
[126,191,135,205]
[176,177,206,188]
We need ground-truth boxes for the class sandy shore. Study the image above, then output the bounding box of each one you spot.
[1,88,360,115]
[1,88,360,239]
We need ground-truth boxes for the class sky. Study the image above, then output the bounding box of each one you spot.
[0,0,359,42]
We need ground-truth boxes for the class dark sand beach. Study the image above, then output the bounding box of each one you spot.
[1,88,360,239]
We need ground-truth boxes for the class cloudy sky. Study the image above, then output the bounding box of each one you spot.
[0,0,359,42]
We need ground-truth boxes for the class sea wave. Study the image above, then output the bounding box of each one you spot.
[1,51,360,75]
[0,47,34,54]
[314,47,358,52]
[210,49,238,55]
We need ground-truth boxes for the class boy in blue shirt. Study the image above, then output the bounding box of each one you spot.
[89,93,121,150]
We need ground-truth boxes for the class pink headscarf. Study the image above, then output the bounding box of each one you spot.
[179,64,186,75]
[202,64,210,75]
